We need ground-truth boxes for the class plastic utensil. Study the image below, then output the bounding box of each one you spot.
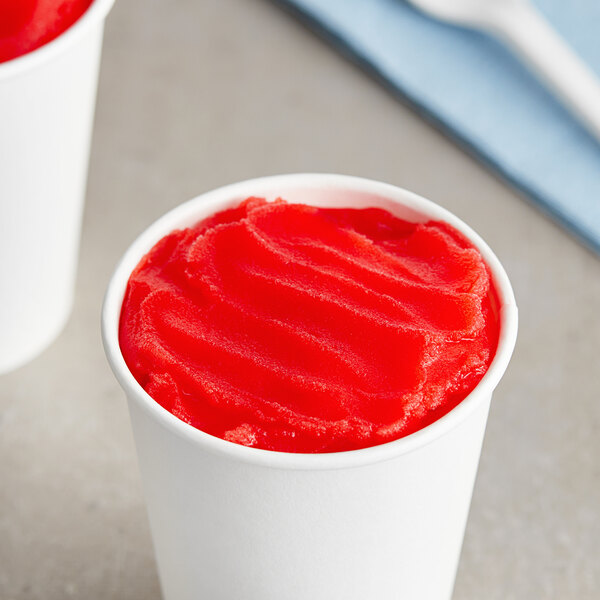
[406,0,600,143]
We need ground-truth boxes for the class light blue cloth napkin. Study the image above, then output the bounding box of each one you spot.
[278,0,600,254]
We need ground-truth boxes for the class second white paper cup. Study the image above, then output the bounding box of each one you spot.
[103,174,518,600]
[0,0,115,374]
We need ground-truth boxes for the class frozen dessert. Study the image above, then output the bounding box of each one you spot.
[119,197,500,453]
[0,0,93,63]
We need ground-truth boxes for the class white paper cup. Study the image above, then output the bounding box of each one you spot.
[102,174,518,600]
[0,0,116,374]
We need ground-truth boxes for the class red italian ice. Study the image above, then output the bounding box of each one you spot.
[119,198,500,453]
[0,0,93,63]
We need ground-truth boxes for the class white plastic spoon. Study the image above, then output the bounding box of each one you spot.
[406,0,600,143]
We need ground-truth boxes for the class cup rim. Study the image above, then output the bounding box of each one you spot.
[0,0,116,81]
[102,173,518,470]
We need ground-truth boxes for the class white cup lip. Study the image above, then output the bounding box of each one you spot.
[0,0,116,81]
[102,173,518,471]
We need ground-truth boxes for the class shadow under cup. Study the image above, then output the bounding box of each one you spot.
[102,174,518,600]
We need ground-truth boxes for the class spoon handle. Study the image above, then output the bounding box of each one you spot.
[491,1,600,143]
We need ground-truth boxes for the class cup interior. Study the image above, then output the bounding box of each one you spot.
[0,0,116,79]
[102,173,518,470]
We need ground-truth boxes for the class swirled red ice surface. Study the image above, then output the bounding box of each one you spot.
[0,0,93,63]
[119,198,500,453]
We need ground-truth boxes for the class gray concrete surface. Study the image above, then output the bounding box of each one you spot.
[1,0,599,598]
